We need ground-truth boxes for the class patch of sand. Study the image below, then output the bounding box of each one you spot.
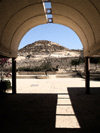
[10,77,100,93]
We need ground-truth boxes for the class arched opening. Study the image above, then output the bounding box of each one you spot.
[19,23,83,50]
[17,23,84,92]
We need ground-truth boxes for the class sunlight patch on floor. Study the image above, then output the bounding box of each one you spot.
[55,91,80,128]
[56,115,80,128]
[57,98,71,105]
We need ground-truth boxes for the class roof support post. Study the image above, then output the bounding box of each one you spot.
[12,58,16,94]
[85,57,90,94]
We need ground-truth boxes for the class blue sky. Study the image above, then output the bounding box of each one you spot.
[19,23,83,50]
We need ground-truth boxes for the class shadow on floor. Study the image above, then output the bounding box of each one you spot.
[0,94,57,133]
[0,88,100,133]
[67,87,100,132]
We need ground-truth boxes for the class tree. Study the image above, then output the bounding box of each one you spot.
[71,58,80,71]
[79,57,84,64]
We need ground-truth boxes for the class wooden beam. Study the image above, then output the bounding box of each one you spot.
[12,58,16,94]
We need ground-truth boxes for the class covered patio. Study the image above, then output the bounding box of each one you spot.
[0,0,100,132]
[0,0,100,94]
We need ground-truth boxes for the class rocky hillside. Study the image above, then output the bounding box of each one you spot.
[18,40,82,57]
[17,40,83,69]
[18,40,69,56]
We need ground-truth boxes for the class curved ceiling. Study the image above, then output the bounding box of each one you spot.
[0,0,100,57]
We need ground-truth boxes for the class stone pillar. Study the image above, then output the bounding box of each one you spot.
[85,57,90,94]
[12,58,16,94]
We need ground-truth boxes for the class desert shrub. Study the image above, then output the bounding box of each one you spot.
[0,58,11,80]
[71,58,80,71]
[18,61,58,72]
[18,66,42,72]
[18,67,35,71]
[40,61,52,71]
[0,80,11,93]
[40,61,58,72]
[79,57,84,64]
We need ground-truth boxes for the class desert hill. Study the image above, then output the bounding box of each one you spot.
[18,40,69,56]
[17,40,83,70]
[18,40,82,58]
